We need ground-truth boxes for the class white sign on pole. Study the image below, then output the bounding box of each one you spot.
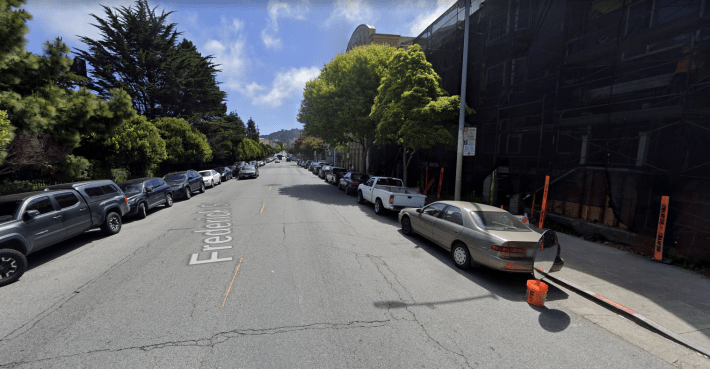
[463,127,476,156]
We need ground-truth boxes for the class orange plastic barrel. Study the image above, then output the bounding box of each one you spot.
[526,280,548,307]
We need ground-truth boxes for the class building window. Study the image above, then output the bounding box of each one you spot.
[510,57,526,85]
[513,0,532,29]
[486,62,506,90]
[488,0,532,43]
[627,0,701,36]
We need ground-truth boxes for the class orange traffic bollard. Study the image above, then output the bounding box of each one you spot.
[526,279,548,307]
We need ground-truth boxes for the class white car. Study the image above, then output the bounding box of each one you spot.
[275,159,281,163]
[199,170,221,188]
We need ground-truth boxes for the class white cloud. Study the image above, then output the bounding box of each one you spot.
[25,0,135,49]
[325,0,375,27]
[204,19,249,91]
[404,0,458,36]
[261,0,310,51]
[248,66,320,108]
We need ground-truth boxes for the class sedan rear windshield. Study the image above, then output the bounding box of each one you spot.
[164,174,186,182]
[351,174,370,182]
[470,211,530,232]
[0,200,21,223]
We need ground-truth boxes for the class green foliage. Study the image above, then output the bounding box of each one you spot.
[0,110,15,165]
[51,154,90,182]
[104,115,167,177]
[74,0,225,119]
[0,179,51,196]
[246,118,259,141]
[0,2,135,176]
[298,44,397,170]
[235,138,262,161]
[194,111,246,162]
[154,117,212,163]
[371,44,473,186]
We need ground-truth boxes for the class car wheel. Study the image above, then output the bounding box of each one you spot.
[451,243,471,270]
[200,183,206,193]
[138,202,147,219]
[184,187,191,200]
[0,249,27,287]
[210,180,214,188]
[374,199,385,215]
[338,183,343,191]
[165,194,173,207]
[345,186,350,195]
[357,191,365,204]
[401,216,413,235]
[101,211,122,236]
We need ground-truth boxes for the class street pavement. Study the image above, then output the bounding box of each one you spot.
[0,163,696,368]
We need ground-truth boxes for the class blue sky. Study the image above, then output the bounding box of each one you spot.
[22,0,456,135]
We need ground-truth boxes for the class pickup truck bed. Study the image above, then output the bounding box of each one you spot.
[358,177,427,215]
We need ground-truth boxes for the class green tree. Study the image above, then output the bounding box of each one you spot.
[154,117,212,163]
[75,0,225,119]
[0,110,15,165]
[235,138,261,161]
[298,44,397,171]
[371,44,472,186]
[246,118,260,141]
[104,115,167,177]
[0,1,135,176]
[195,112,246,162]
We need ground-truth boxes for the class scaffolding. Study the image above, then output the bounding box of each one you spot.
[412,0,710,261]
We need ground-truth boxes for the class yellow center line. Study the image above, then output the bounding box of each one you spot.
[269,187,272,191]
[260,204,265,213]
[222,258,244,308]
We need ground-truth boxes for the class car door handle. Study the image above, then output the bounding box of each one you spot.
[428,221,434,224]
[453,231,459,234]
[79,208,86,211]
[36,230,48,235]
[53,215,62,219]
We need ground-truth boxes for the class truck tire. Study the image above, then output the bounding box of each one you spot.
[357,191,365,204]
[138,202,147,219]
[101,211,122,236]
[0,248,27,287]
[374,199,385,215]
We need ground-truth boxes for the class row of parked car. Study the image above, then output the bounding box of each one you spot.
[294,158,565,277]
[0,161,265,287]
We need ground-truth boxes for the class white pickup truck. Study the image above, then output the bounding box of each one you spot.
[356,177,427,215]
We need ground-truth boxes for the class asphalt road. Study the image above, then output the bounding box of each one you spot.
[0,163,674,368]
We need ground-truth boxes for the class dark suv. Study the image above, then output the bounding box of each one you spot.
[163,170,205,200]
[118,178,173,219]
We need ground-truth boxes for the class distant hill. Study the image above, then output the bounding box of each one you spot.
[260,128,301,145]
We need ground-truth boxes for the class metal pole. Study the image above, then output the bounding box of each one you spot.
[454,0,471,201]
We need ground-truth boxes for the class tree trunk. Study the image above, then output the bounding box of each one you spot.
[360,138,368,174]
[402,144,408,187]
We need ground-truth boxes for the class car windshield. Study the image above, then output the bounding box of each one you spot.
[0,200,21,223]
[242,165,255,170]
[351,174,369,182]
[119,182,143,194]
[164,174,186,182]
[470,211,531,232]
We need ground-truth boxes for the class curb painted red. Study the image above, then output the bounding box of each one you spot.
[542,274,710,358]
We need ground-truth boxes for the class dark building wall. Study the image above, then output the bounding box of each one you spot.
[412,0,710,261]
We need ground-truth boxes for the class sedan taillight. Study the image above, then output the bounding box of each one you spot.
[351,182,359,186]
[491,244,525,258]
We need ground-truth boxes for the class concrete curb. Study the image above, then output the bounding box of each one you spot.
[542,273,710,359]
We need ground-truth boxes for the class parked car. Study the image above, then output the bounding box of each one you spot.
[325,167,347,185]
[229,164,240,176]
[398,201,565,273]
[311,162,325,174]
[286,157,291,162]
[199,170,221,188]
[339,172,370,195]
[119,177,174,219]
[239,164,259,179]
[163,170,205,200]
[275,159,281,163]
[0,181,130,286]
[249,160,258,167]
[318,165,332,179]
[214,166,233,181]
[357,176,427,215]
[303,160,311,168]
[235,161,247,169]
[259,161,265,167]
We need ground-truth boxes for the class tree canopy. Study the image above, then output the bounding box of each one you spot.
[75,0,226,119]
[298,43,396,171]
[154,117,212,163]
[194,112,246,163]
[371,44,472,186]
[0,0,135,175]
[246,118,260,141]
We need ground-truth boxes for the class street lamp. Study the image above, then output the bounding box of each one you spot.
[454,0,471,201]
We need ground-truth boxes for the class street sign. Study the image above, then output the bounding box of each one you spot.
[463,127,476,156]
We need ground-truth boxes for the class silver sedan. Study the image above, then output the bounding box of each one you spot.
[398,201,564,273]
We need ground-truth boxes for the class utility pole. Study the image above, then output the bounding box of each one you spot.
[454,0,471,201]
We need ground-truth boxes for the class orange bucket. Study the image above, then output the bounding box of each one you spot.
[526,280,548,307]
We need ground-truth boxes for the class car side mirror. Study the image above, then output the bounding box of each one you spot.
[23,210,40,221]
[416,208,423,213]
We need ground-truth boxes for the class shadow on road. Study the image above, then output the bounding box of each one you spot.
[26,230,106,272]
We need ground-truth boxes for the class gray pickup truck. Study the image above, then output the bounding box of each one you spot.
[0,180,129,287]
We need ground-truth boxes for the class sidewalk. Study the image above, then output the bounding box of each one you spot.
[538,227,710,357]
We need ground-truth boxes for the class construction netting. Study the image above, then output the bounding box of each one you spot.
[408,0,710,261]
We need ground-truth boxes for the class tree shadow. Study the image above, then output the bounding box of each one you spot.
[25,229,107,272]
